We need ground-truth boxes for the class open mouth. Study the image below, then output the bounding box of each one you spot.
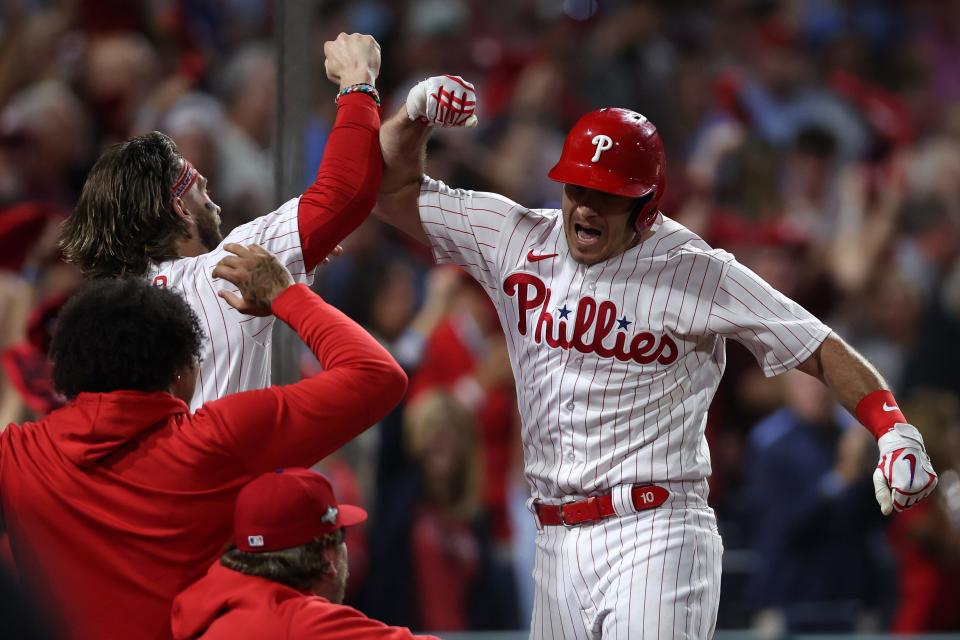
[574,223,602,247]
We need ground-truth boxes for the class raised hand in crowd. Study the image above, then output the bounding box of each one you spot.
[829,155,909,294]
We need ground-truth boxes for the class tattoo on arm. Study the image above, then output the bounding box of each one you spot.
[243,258,292,307]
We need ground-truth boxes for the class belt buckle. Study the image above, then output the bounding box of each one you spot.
[560,507,579,528]
[561,496,598,528]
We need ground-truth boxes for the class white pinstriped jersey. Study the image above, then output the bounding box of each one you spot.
[146,197,313,411]
[418,177,831,503]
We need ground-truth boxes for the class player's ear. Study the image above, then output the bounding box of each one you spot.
[171,196,192,223]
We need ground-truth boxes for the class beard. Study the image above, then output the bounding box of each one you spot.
[194,204,224,251]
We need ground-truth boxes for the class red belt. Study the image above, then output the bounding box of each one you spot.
[534,485,670,527]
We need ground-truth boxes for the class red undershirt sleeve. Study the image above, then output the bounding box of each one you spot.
[298,93,383,271]
[195,284,407,472]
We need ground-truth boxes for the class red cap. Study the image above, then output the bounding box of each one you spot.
[233,468,367,553]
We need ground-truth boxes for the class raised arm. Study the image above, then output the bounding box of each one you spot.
[297,33,383,271]
[376,106,431,244]
[198,244,408,471]
[376,75,478,245]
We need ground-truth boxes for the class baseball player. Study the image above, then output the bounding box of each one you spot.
[59,33,383,409]
[375,76,939,638]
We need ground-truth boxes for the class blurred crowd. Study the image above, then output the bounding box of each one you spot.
[2,0,960,635]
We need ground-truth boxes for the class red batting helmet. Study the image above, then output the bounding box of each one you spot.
[547,108,666,232]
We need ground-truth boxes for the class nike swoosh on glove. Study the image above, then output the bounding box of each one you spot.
[873,423,938,515]
[406,75,478,128]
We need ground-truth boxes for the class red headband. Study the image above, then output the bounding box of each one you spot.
[171,159,199,200]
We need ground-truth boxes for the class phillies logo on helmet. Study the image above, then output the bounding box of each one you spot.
[590,134,614,162]
[503,272,678,365]
[547,108,666,232]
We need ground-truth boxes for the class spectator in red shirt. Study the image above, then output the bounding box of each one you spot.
[367,390,519,631]
[173,467,439,640]
[408,276,518,544]
[888,392,960,632]
[0,244,407,639]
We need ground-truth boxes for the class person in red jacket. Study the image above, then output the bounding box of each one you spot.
[0,243,407,640]
[173,467,439,640]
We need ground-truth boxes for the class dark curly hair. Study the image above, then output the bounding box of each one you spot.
[59,131,190,278]
[50,278,204,398]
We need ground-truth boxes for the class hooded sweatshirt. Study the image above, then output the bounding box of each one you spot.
[0,285,406,640]
[172,562,439,639]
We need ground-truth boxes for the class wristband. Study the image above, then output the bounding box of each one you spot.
[855,389,907,439]
[335,83,381,106]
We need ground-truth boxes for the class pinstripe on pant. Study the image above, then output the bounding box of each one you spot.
[530,506,723,639]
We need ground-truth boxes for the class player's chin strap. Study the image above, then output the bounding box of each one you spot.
[630,191,657,234]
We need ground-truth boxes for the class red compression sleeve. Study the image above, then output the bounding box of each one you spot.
[298,93,383,271]
[855,389,907,439]
[200,284,407,471]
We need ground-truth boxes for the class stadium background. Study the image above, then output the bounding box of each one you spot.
[1,0,959,637]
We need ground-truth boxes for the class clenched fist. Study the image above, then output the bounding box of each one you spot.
[323,32,381,90]
[873,423,938,515]
[405,75,478,128]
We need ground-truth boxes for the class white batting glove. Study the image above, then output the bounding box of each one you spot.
[873,423,938,515]
[406,75,478,128]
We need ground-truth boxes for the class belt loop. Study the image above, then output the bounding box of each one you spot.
[611,485,636,516]
[531,500,545,532]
